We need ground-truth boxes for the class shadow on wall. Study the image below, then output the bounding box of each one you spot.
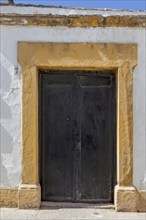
[0,96,13,153]
[0,155,10,187]
[0,97,13,185]
[1,98,12,119]
[0,125,13,154]
[0,66,12,92]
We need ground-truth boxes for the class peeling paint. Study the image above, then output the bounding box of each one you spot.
[0,52,21,187]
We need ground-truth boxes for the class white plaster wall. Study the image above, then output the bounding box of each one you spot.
[0,24,145,189]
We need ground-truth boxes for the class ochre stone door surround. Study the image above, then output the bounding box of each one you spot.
[17,42,144,211]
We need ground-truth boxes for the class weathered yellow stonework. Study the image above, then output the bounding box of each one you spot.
[115,186,137,212]
[1,42,145,212]
[0,14,146,27]
[1,188,145,211]
[137,190,146,212]
[18,184,41,209]
[0,188,18,208]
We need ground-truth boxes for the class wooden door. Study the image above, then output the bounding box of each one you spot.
[39,70,116,203]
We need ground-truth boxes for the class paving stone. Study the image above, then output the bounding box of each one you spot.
[0,208,145,220]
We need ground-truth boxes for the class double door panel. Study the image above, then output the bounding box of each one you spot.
[39,70,116,203]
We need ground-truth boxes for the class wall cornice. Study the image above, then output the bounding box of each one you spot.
[0,14,146,27]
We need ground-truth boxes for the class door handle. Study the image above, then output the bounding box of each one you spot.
[76,142,81,150]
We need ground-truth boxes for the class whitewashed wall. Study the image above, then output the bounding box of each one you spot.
[0,6,146,190]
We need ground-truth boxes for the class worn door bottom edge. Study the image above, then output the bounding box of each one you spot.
[41,201,115,209]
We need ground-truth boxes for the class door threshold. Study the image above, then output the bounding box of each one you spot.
[41,201,115,210]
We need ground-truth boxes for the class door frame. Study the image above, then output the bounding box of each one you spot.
[18,42,138,211]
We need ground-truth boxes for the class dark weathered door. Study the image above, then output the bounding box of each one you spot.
[39,70,116,203]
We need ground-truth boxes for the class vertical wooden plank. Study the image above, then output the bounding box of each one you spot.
[80,75,116,202]
[40,73,78,201]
